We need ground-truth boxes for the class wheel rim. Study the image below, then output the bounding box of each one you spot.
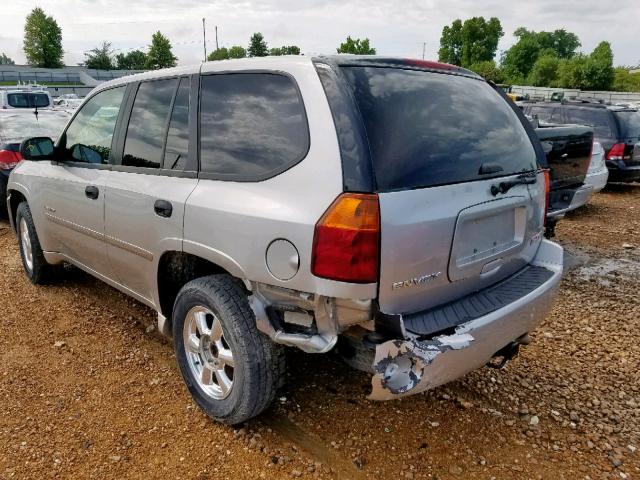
[183,306,235,400]
[19,218,34,273]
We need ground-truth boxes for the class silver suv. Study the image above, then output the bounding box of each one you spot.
[7,56,563,424]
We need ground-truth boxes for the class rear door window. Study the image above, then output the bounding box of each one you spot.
[123,78,178,169]
[614,111,640,139]
[199,73,309,180]
[340,67,537,191]
[163,77,190,170]
[565,108,614,138]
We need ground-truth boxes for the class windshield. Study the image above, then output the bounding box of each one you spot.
[615,111,640,138]
[340,67,537,191]
[7,92,50,109]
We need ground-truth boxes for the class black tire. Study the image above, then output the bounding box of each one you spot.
[172,275,285,425]
[15,202,57,284]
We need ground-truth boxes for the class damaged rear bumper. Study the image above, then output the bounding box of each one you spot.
[370,239,563,400]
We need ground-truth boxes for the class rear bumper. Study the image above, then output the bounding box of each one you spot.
[548,184,593,219]
[585,166,609,193]
[606,161,640,182]
[369,239,563,400]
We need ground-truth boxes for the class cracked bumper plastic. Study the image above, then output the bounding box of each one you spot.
[370,239,563,401]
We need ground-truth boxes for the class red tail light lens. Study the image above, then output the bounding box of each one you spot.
[311,193,380,283]
[0,149,22,170]
[606,143,625,161]
[543,169,550,225]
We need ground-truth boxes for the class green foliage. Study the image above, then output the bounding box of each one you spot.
[438,20,463,65]
[0,53,14,65]
[115,50,147,70]
[228,46,247,59]
[438,17,503,67]
[501,28,581,82]
[146,31,177,69]
[248,33,268,57]
[270,45,301,56]
[23,7,64,68]
[555,42,614,90]
[613,68,640,92]
[84,42,114,70]
[527,54,560,86]
[337,36,376,55]
[208,47,230,61]
[467,60,505,83]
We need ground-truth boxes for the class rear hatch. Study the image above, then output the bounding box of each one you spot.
[534,124,593,190]
[613,110,640,167]
[338,65,545,315]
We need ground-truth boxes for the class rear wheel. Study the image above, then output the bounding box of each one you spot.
[172,275,285,424]
[16,202,57,284]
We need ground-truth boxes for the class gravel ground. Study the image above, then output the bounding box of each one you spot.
[0,186,639,480]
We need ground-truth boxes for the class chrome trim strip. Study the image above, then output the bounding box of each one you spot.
[44,213,153,261]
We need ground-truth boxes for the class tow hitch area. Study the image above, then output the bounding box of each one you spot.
[486,342,520,369]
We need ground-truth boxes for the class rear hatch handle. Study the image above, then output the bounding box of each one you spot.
[491,172,537,196]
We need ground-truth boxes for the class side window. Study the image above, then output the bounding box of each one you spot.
[199,73,309,179]
[123,78,178,169]
[566,108,613,138]
[62,86,125,164]
[163,77,190,170]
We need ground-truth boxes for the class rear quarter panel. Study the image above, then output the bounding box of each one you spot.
[184,59,377,300]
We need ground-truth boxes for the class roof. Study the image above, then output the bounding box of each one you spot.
[0,109,71,145]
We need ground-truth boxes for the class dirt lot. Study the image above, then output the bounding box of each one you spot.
[1,186,639,480]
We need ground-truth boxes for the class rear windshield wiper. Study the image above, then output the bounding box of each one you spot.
[490,172,537,196]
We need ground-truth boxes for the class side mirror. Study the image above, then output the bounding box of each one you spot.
[20,137,55,161]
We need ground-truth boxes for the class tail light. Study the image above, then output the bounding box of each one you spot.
[0,149,22,170]
[606,143,626,161]
[311,193,380,283]
[543,169,550,225]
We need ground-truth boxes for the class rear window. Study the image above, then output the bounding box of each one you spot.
[340,67,537,191]
[564,108,613,138]
[7,92,50,108]
[199,73,309,180]
[528,105,563,123]
[614,111,640,138]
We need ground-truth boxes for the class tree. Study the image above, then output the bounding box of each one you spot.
[115,50,147,70]
[438,19,463,65]
[269,46,300,56]
[0,53,14,65]
[468,60,505,83]
[248,33,268,57]
[146,31,177,69]
[502,28,581,82]
[23,7,64,68]
[613,68,640,92]
[84,42,114,70]
[208,47,229,61]
[439,17,503,67]
[583,41,614,90]
[228,45,246,59]
[527,54,560,86]
[337,36,376,55]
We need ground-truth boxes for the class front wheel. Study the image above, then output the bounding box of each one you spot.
[16,202,57,284]
[172,275,285,424]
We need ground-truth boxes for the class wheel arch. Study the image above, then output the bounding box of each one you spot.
[7,188,28,232]
[156,248,249,332]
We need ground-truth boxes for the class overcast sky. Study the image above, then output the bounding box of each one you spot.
[1,0,638,67]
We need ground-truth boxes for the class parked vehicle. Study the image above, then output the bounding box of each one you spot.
[0,108,71,216]
[523,101,640,182]
[7,57,563,424]
[53,96,83,111]
[527,117,595,232]
[1,85,53,110]
[585,142,609,193]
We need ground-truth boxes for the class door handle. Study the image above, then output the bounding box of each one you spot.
[154,199,173,218]
[85,185,99,200]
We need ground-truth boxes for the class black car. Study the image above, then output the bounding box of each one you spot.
[523,101,640,182]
